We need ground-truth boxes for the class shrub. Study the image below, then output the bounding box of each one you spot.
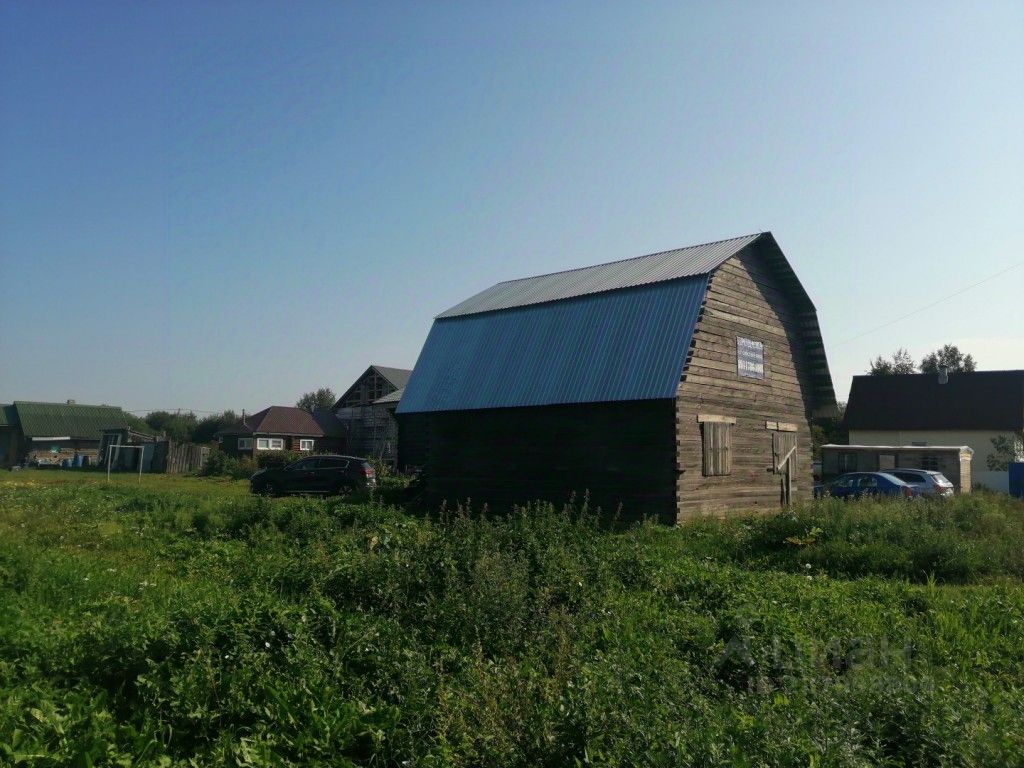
[200,448,256,479]
[256,450,304,469]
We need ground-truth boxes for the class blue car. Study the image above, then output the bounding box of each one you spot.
[821,472,917,500]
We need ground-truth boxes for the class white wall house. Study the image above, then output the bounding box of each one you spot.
[844,371,1024,493]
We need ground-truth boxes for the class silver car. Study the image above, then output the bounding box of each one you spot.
[890,470,955,498]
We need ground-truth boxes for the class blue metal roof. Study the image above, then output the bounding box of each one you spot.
[397,276,709,414]
[439,233,760,318]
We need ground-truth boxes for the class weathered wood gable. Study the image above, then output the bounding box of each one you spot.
[675,238,831,519]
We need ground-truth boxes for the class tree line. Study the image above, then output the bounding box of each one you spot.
[142,388,337,444]
[869,344,976,376]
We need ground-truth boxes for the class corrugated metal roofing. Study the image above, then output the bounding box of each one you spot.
[13,401,140,439]
[374,387,404,405]
[438,233,762,318]
[397,276,708,414]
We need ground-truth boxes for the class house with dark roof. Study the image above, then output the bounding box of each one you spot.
[216,405,344,458]
[397,232,836,520]
[333,365,413,463]
[0,400,150,467]
[844,370,1024,492]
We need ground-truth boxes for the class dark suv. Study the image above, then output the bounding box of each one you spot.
[249,455,376,496]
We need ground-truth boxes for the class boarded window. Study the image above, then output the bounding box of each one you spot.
[772,431,797,473]
[921,454,940,471]
[702,421,732,476]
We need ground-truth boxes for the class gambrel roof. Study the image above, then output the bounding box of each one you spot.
[398,232,835,415]
[439,234,761,318]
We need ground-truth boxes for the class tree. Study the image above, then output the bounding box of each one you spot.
[868,348,916,375]
[192,410,243,445]
[811,402,847,458]
[144,410,199,442]
[296,388,336,413]
[987,431,1024,472]
[919,345,977,375]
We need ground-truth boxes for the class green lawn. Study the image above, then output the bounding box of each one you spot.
[1,471,1022,766]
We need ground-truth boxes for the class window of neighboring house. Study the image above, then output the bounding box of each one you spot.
[299,439,314,451]
[237,437,253,450]
[268,438,284,450]
[256,438,270,450]
[701,420,733,476]
[920,454,940,471]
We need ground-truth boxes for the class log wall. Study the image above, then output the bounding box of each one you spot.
[676,246,818,519]
[421,400,677,522]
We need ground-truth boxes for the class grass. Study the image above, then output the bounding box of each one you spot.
[1,470,1023,766]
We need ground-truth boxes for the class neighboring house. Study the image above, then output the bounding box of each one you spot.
[397,232,837,521]
[217,406,343,458]
[0,400,151,468]
[844,370,1024,492]
[333,365,412,461]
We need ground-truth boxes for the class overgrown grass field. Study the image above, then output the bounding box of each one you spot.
[1,471,1023,766]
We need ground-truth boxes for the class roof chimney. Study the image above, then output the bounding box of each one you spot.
[938,366,949,384]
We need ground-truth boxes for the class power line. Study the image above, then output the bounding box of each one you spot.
[833,260,1023,347]
[124,408,225,415]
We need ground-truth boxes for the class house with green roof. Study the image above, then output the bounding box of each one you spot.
[0,400,150,468]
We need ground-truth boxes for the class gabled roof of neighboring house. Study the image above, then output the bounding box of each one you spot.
[398,233,834,415]
[371,366,412,389]
[332,365,413,409]
[9,401,147,439]
[311,408,346,438]
[844,371,1024,432]
[0,404,18,428]
[374,387,404,405]
[223,406,326,437]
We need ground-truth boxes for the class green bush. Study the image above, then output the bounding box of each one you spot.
[256,450,304,469]
[201,448,257,479]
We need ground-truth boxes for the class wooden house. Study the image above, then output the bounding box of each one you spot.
[217,406,343,458]
[396,232,836,521]
[333,365,412,462]
[0,400,150,468]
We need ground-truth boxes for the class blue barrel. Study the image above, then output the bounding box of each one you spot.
[1010,462,1024,499]
[74,454,84,468]
[60,458,70,468]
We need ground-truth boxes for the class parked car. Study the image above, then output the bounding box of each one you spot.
[888,469,955,498]
[819,472,917,500]
[250,455,376,496]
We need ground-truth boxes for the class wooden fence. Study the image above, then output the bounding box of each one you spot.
[152,442,210,474]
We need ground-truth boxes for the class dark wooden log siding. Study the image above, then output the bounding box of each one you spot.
[676,247,817,519]
[396,412,429,471]
[421,400,677,522]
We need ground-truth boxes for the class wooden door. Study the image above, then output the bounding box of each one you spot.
[772,431,797,506]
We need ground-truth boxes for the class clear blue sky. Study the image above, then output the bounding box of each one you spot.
[1,1,1021,414]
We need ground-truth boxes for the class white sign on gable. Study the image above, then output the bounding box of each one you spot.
[737,337,765,379]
